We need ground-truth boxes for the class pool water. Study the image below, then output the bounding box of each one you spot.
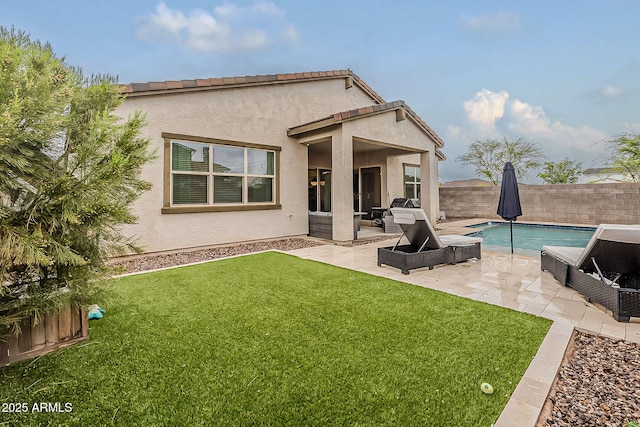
[467,222,596,256]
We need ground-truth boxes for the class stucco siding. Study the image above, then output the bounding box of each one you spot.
[117,78,382,252]
[346,112,436,153]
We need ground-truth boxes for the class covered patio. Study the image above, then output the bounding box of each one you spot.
[288,101,443,242]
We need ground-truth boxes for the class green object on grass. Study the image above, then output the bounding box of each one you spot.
[88,305,105,320]
[0,252,551,425]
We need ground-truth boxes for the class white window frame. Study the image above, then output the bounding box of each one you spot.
[404,164,421,199]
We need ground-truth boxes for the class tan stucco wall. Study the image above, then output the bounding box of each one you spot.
[303,109,441,235]
[117,78,441,252]
[342,112,440,221]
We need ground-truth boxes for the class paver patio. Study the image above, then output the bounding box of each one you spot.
[290,224,640,342]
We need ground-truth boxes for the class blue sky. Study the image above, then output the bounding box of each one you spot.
[4,1,640,182]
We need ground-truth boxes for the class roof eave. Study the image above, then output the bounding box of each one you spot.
[121,69,387,103]
[289,101,445,152]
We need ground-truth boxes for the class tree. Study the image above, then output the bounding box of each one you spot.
[537,159,583,184]
[0,27,154,333]
[605,131,640,182]
[456,137,545,185]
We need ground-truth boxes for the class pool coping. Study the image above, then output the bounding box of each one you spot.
[437,218,597,253]
[467,221,597,232]
[462,220,596,257]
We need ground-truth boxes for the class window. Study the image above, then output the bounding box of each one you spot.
[404,165,420,199]
[172,141,209,205]
[163,133,280,213]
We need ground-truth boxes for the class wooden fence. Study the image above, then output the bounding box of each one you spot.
[0,306,89,367]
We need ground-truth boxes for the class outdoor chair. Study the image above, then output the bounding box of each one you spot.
[377,207,482,274]
[541,224,640,321]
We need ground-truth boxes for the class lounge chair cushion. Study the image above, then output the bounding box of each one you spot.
[440,235,483,246]
[390,207,482,249]
[544,224,640,274]
[542,245,583,266]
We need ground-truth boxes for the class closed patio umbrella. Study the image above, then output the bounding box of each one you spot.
[496,162,522,254]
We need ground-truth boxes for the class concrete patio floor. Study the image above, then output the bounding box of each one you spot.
[287,221,640,426]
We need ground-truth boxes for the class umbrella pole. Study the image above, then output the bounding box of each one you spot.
[510,220,514,254]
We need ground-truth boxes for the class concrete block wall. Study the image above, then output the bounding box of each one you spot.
[439,183,640,225]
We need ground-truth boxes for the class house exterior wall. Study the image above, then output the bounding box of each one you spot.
[439,183,640,225]
[342,113,440,219]
[116,77,441,252]
[117,79,377,252]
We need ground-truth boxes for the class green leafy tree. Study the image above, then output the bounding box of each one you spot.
[0,27,154,333]
[605,131,640,182]
[537,159,583,184]
[456,137,545,185]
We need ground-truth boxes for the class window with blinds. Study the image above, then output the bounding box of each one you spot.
[170,139,276,206]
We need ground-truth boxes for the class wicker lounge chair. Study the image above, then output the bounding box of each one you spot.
[541,224,640,321]
[377,208,482,274]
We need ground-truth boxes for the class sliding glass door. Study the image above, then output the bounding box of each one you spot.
[308,168,331,212]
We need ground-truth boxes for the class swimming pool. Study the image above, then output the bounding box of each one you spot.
[466,222,596,256]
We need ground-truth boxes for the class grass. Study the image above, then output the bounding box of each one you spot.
[1,252,551,426]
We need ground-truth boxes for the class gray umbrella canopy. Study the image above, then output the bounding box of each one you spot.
[497,162,522,253]
[497,162,522,221]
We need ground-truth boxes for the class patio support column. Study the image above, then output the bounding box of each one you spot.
[420,150,439,223]
[331,133,354,241]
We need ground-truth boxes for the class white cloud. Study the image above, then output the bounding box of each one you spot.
[136,1,299,53]
[446,125,464,139]
[280,24,300,43]
[215,2,284,19]
[462,12,523,36]
[508,100,551,135]
[448,89,610,179]
[463,89,509,131]
[507,99,608,152]
[600,85,624,99]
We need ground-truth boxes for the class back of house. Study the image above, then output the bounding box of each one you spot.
[117,70,445,253]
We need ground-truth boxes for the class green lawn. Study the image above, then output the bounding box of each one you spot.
[0,252,551,426]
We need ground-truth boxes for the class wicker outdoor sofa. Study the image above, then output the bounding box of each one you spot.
[541,224,640,322]
[377,208,482,274]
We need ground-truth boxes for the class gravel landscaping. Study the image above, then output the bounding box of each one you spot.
[109,237,325,273]
[542,330,640,426]
[109,235,400,274]
[109,238,640,426]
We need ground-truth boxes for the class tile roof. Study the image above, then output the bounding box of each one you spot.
[121,69,385,104]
